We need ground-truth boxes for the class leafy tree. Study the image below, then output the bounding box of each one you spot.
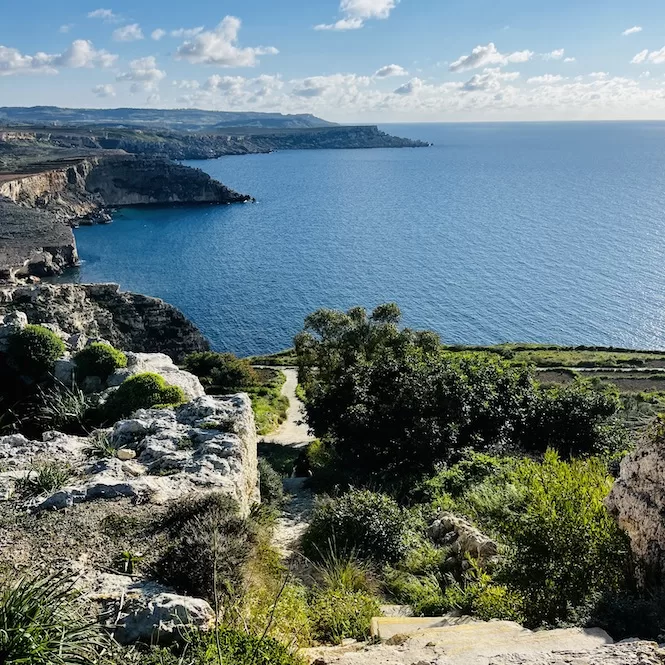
[295,304,622,486]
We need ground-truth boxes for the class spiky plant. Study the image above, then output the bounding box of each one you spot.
[0,570,102,664]
[17,461,72,498]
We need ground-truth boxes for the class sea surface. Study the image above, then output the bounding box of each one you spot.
[66,122,665,356]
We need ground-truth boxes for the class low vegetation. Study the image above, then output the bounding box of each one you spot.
[7,324,65,379]
[184,351,288,435]
[73,342,127,381]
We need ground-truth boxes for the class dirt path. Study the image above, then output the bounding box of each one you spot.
[260,367,314,446]
[257,367,315,561]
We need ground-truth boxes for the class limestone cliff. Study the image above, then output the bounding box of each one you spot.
[0,201,78,280]
[0,154,251,224]
[0,283,209,361]
[606,424,665,585]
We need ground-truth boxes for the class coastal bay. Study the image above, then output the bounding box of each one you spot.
[70,121,665,355]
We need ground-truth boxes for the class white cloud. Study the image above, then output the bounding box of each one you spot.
[527,74,565,84]
[543,48,565,60]
[112,23,144,42]
[0,40,117,76]
[563,57,576,63]
[171,27,204,38]
[59,24,73,34]
[449,43,533,72]
[116,55,166,90]
[632,46,665,65]
[175,16,278,67]
[462,68,519,92]
[315,0,397,31]
[292,73,371,97]
[374,64,408,78]
[146,93,161,105]
[622,26,642,36]
[151,28,166,41]
[92,83,115,97]
[87,8,118,21]
[172,79,200,89]
[394,77,423,95]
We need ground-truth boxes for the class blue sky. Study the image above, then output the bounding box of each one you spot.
[2,0,665,122]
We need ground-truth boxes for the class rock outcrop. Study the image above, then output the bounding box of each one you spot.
[0,283,209,361]
[0,393,259,514]
[0,200,78,280]
[429,512,499,568]
[606,427,665,585]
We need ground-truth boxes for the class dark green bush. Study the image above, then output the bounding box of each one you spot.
[309,589,380,644]
[302,489,410,564]
[153,493,256,605]
[258,458,285,507]
[589,589,665,641]
[103,373,186,421]
[73,342,127,380]
[0,570,101,664]
[7,325,65,378]
[184,352,258,390]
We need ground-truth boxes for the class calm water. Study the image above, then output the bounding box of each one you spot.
[66,122,665,356]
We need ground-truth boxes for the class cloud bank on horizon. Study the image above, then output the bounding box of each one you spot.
[2,0,665,122]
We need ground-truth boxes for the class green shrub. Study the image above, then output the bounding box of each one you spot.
[153,494,256,606]
[184,352,258,389]
[0,570,101,664]
[309,589,380,644]
[384,568,447,616]
[302,489,410,564]
[8,325,65,378]
[73,343,127,380]
[499,451,631,627]
[589,589,665,641]
[258,458,285,507]
[103,373,186,421]
[312,547,377,595]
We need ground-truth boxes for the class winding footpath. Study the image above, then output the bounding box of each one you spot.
[258,367,315,559]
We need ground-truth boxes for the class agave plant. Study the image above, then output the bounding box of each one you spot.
[0,570,103,664]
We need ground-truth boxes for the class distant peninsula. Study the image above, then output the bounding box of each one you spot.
[0,106,429,280]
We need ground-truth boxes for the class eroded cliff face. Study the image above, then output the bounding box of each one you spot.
[0,155,250,224]
[0,283,210,361]
[606,425,665,585]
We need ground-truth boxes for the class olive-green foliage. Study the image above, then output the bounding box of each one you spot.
[258,458,285,507]
[0,570,101,664]
[302,489,411,565]
[308,589,380,645]
[103,373,186,421]
[589,589,665,641]
[499,451,631,627]
[73,343,127,381]
[441,561,525,623]
[8,325,65,378]
[184,352,259,390]
[153,493,256,606]
[128,629,304,665]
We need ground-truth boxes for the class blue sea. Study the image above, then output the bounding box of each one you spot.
[66,122,665,356]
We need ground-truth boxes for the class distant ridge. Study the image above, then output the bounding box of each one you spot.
[0,106,337,131]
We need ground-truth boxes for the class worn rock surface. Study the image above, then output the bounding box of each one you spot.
[32,394,258,513]
[305,622,622,665]
[0,283,209,361]
[606,430,665,584]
